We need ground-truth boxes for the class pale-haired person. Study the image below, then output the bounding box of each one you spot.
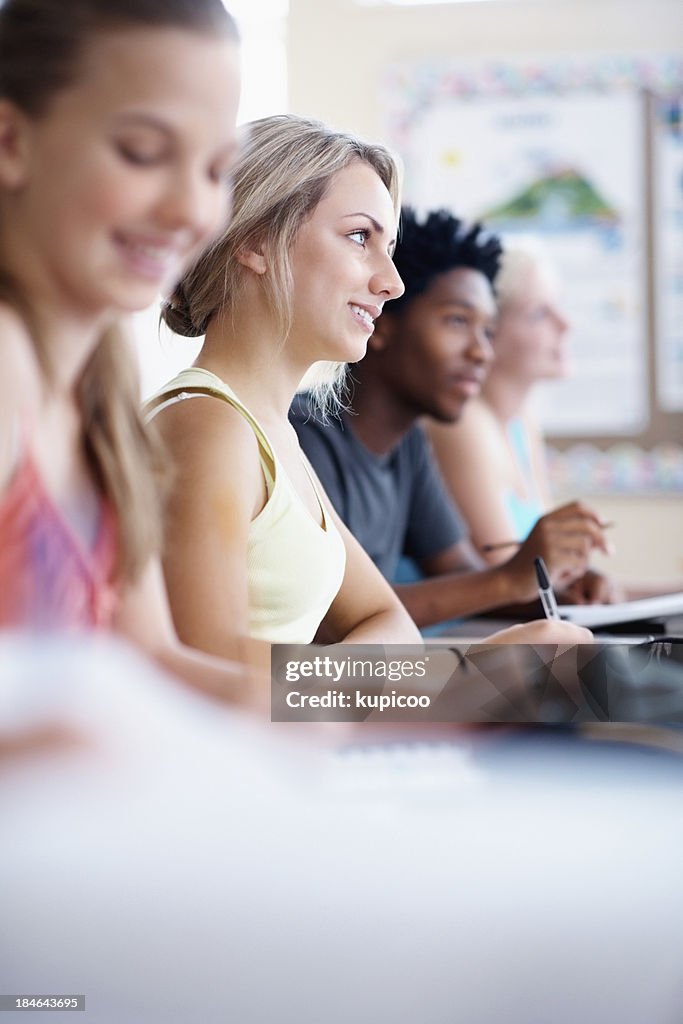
[148,115,591,654]
[428,240,619,604]
[0,0,266,705]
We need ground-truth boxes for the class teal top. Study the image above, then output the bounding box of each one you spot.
[503,418,545,541]
[148,368,346,644]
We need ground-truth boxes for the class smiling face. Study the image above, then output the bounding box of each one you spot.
[0,26,241,322]
[369,266,497,422]
[284,159,404,369]
[495,264,570,382]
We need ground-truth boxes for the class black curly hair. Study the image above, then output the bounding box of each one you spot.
[390,206,503,313]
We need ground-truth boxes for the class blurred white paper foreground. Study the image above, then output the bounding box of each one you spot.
[1,634,683,1024]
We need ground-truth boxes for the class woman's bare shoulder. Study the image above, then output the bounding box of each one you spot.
[152,386,259,460]
[151,388,266,513]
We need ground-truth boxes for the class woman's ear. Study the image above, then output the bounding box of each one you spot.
[0,100,31,190]
[236,247,268,275]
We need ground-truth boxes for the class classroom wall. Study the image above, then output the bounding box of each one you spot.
[288,0,682,142]
[554,494,682,586]
[287,0,683,585]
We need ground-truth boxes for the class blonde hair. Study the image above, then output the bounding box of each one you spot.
[0,0,238,583]
[162,114,402,406]
[495,237,559,312]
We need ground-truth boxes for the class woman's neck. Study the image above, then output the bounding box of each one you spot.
[197,308,309,423]
[481,367,532,425]
[0,253,112,397]
[37,311,112,398]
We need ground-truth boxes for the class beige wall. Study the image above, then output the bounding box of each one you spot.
[288,0,682,141]
[553,494,682,586]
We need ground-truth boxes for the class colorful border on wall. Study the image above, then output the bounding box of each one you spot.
[385,53,683,150]
[547,442,683,495]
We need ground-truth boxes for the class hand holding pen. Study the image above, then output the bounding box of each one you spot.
[484,501,615,604]
[527,556,597,647]
[534,556,561,620]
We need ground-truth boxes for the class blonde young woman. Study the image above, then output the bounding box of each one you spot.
[428,242,618,604]
[0,0,266,704]
[149,116,591,659]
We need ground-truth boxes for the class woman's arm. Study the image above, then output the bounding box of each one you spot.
[151,393,272,671]
[525,412,554,509]
[316,488,421,645]
[114,556,270,710]
[316,510,591,647]
[426,401,520,564]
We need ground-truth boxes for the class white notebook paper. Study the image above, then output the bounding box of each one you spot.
[560,591,683,628]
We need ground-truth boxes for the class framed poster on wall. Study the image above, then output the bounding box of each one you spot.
[383,55,683,441]
[654,93,683,414]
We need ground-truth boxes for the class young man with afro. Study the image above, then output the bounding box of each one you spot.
[290,208,613,632]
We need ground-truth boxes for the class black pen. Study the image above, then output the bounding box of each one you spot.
[534,556,561,620]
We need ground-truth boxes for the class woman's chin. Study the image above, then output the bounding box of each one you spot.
[334,336,370,366]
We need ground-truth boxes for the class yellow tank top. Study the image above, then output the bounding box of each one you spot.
[147,368,346,644]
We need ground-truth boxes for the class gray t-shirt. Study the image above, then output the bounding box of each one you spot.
[290,395,467,580]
